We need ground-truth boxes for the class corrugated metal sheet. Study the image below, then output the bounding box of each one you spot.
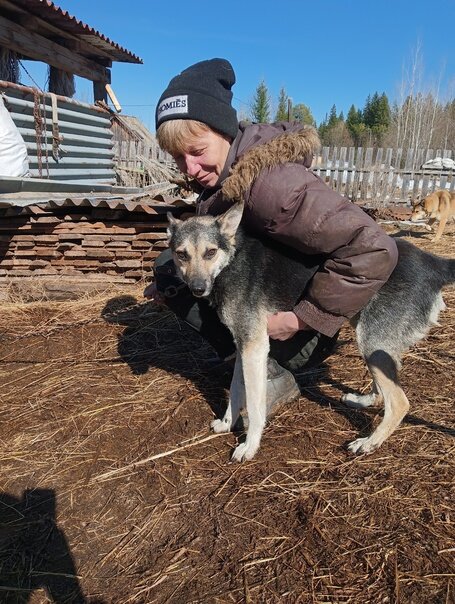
[1,81,116,185]
[11,0,142,64]
[0,184,185,212]
[43,196,183,214]
[0,194,191,215]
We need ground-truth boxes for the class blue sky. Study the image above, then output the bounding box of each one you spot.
[22,0,455,131]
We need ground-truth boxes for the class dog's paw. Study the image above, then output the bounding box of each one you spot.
[347,437,378,455]
[211,418,232,434]
[341,392,376,409]
[231,441,258,462]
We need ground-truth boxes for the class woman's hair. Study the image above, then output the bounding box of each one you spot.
[156,119,213,156]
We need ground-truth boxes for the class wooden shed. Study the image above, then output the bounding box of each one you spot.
[0,1,186,299]
[0,0,142,102]
[0,0,144,192]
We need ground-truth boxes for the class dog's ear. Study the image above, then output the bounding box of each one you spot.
[217,201,244,239]
[166,212,181,240]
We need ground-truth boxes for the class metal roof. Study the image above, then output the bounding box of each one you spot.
[8,0,142,64]
[0,191,195,215]
[42,195,186,214]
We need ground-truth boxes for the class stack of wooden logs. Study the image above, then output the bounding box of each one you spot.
[0,202,190,287]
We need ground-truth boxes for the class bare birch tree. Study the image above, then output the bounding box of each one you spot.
[389,41,454,166]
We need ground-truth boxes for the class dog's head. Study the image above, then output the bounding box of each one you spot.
[166,202,244,298]
[410,201,426,222]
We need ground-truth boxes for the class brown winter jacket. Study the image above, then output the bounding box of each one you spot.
[196,122,398,337]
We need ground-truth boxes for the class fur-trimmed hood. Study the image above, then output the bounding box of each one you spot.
[222,125,321,201]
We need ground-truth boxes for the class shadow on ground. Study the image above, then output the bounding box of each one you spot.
[0,488,104,603]
[102,295,454,449]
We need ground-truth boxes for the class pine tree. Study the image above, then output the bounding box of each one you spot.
[292,103,315,126]
[346,105,359,129]
[318,113,328,141]
[275,87,289,122]
[373,94,391,144]
[363,92,391,144]
[327,104,339,128]
[377,93,391,128]
[363,94,372,126]
[250,80,271,123]
[346,104,367,145]
[319,104,349,145]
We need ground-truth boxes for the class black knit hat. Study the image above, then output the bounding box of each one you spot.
[155,58,238,139]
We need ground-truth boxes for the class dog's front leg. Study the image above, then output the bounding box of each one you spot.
[231,333,269,462]
[425,217,436,232]
[431,215,447,241]
[211,354,244,433]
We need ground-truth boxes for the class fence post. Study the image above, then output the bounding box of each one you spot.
[360,148,373,200]
[352,147,363,202]
[382,148,393,203]
[371,147,383,204]
[345,147,356,199]
[328,147,337,190]
[336,147,347,194]
[401,148,414,200]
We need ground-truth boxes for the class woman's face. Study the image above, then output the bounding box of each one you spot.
[172,129,231,188]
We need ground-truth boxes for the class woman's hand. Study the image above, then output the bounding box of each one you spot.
[267,311,309,340]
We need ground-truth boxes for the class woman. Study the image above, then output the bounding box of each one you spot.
[146,58,398,413]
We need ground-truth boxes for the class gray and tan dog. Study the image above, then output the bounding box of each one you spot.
[167,202,455,461]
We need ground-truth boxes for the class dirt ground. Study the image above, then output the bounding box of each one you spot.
[0,223,453,604]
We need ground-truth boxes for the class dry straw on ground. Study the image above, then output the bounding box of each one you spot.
[0,226,453,603]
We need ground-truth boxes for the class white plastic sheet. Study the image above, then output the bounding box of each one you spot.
[421,157,455,170]
[0,94,30,177]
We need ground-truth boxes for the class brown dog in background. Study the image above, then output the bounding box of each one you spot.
[411,190,455,241]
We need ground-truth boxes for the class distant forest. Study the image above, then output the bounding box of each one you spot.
[248,80,455,152]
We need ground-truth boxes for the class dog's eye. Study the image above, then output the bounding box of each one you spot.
[176,250,188,261]
[204,249,217,259]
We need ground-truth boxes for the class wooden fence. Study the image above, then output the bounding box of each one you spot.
[312,146,454,205]
[114,139,455,205]
[112,137,174,188]
[113,138,171,165]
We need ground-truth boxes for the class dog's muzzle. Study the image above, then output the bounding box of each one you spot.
[189,278,209,298]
